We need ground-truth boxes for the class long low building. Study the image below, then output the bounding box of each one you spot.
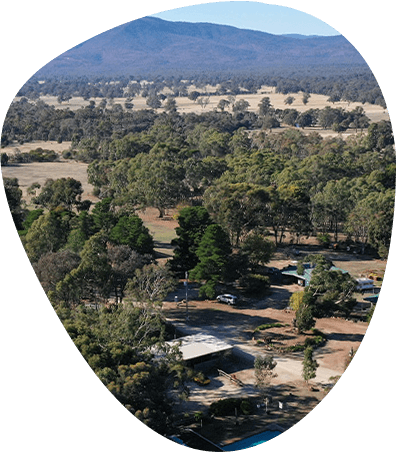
[281,263,348,287]
[166,333,234,369]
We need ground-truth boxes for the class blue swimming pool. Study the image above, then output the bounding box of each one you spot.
[222,430,282,450]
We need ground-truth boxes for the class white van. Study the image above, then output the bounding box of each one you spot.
[356,278,375,291]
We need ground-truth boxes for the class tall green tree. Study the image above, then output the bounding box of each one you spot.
[170,206,213,274]
[125,144,189,217]
[307,266,357,317]
[23,210,72,262]
[311,178,353,242]
[204,182,270,246]
[240,232,275,270]
[258,97,273,117]
[366,189,394,258]
[3,177,24,230]
[91,197,118,232]
[65,210,95,253]
[190,224,232,298]
[295,294,316,333]
[32,177,83,211]
[109,215,154,255]
[108,245,152,303]
[52,231,111,305]
[302,346,318,385]
[365,120,394,151]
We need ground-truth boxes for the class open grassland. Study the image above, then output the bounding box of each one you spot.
[1,141,95,204]
[34,84,389,124]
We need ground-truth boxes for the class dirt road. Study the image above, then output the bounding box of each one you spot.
[163,284,368,386]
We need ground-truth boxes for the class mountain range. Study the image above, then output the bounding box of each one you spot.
[35,16,367,77]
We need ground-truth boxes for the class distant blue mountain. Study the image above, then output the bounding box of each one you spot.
[281,33,323,39]
[35,17,367,77]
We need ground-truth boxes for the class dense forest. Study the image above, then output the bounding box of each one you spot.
[3,89,394,291]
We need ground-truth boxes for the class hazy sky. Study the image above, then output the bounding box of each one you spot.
[151,2,340,36]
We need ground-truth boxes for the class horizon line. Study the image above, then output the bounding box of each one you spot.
[147,15,341,38]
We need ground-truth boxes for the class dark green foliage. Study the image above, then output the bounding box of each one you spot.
[3,177,25,230]
[190,224,232,297]
[110,215,154,255]
[1,152,8,166]
[23,210,73,262]
[32,177,83,210]
[18,208,44,236]
[91,197,117,232]
[209,397,254,416]
[65,211,95,253]
[28,148,58,162]
[170,206,213,274]
[295,296,316,333]
[307,267,357,317]
[302,346,318,384]
[240,273,270,296]
[55,301,183,434]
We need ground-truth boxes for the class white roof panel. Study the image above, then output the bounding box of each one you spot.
[167,333,233,361]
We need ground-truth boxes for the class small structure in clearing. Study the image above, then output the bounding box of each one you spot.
[166,333,233,370]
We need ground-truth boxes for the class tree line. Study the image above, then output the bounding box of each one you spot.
[4,108,394,272]
[83,119,394,257]
[1,93,374,150]
[15,65,385,107]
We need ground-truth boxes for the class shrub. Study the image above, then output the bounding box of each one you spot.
[209,397,254,416]
[28,148,58,162]
[240,399,254,415]
[254,323,286,333]
[290,291,304,311]
[240,273,270,295]
[317,233,331,247]
[193,372,210,386]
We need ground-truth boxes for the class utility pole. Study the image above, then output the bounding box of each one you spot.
[185,271,189,321]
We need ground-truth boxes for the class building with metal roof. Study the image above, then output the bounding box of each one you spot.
[281,263,348,287]
[166,333,233,369]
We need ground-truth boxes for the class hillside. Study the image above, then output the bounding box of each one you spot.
[34,17,367,77]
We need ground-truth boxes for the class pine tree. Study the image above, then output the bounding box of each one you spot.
[170,206,212,274]
[190,224,231,298]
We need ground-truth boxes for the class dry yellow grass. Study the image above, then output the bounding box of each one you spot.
[0,140,98,204]
[32,85,389,125]
[3,140,71,156]
[3,85,389,207]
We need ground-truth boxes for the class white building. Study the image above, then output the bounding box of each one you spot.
[166,333,233,369]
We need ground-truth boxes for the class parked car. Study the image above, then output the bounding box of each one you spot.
[216,294,238,305]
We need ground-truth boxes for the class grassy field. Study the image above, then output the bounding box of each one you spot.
[30,84,388,124]
[2,85,391,232]
[1,141,94,204]
[137,208,178,263]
